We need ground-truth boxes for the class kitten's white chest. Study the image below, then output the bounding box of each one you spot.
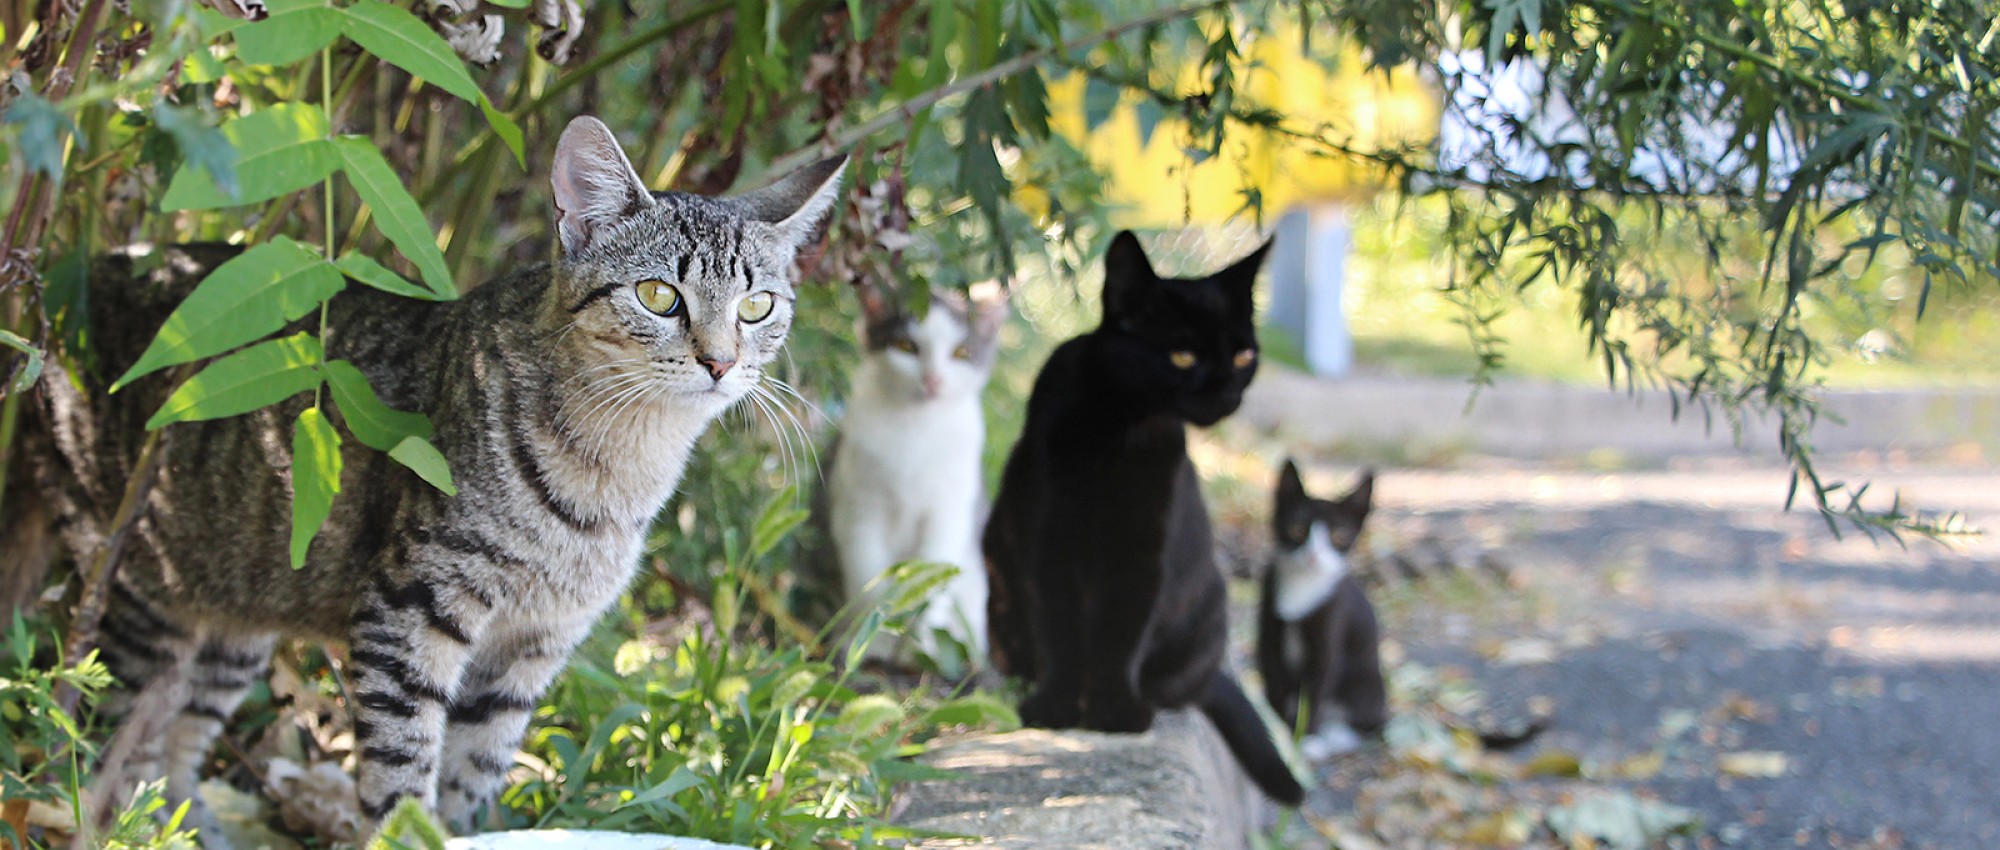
[1272,523,1347,621]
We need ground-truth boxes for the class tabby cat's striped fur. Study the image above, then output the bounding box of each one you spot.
[33,116,844,837]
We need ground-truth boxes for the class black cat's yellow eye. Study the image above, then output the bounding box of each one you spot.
[952,344,972,360]
[1169,350,1197,369]
[635,280,683,317]
[894,339,919,354]
[1233,348,1257,368]
[738,291,776,323]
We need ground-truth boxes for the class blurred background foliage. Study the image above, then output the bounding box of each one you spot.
[1,0,1997,845]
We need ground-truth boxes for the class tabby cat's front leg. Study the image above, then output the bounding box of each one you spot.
[347,568,497,822]
[436,623,587,831]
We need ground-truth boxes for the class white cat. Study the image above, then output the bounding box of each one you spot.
[826,281,1007,658]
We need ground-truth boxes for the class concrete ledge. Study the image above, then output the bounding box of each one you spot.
[1241,369,2000,459]
[894,711,1260,849]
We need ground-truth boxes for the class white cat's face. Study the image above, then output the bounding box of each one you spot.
[870,307,993,403]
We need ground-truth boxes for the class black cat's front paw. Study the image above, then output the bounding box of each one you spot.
[1018,689,1082,729]
[1083,696,1155,733]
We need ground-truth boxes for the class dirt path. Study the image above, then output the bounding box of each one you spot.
[1278,461,2000,849]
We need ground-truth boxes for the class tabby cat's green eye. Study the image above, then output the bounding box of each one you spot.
[635,280,683,316]
[738,292,776,323]
[1169,351,1197,369]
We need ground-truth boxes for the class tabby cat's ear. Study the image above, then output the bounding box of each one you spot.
[552,116,654,256]
[1102,230,1155,321]
[735,155,849,252]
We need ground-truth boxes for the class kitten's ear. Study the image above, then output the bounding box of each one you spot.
[1102,230,1155,321]
[1216,236,1273,302]
[1340,468,1376,517]
[551,116,654,255]
[736,154,849,252]
[1277,459,1307,505]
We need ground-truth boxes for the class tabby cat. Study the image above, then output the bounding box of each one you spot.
[820,281,1007,656]
[1256,461,1385,760]
[30,116,844,836]
[981,231,1304,805]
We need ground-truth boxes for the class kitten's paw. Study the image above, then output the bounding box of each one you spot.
[1017,690,1081,729]
[1082,699,1155,733]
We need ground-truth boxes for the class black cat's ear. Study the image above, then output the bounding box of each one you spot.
[735,154,849,252]
[552,116,655,256]
[1216,236,1273,302]
[1102,230,1156,320]
[1339,468,1376,517]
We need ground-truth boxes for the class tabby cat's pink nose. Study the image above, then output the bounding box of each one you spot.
[698,357,735,380]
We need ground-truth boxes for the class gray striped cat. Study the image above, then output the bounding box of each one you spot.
[34,116,844,837]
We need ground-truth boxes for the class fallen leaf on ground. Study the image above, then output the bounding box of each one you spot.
[1717,751,1789,778]
[1546,791,1701,850]
[1521,750,1583,778]
[265,756,364,842]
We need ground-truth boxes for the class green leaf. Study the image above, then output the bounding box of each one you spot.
[750,485,808,559]
[290,406,342,568]
[1082,76,1119,131]
[334,252,442,300]
[114,238,344,390]
[145,333,325,429]
[233,0,341,66]
[334,138,456,298]
[3,93,79,178]
[161,103,339,210]
[323,359,433,451]
[480,98,525,167]
[389,435,456,496]
[151,104,239,201]
[0,330,45,392]
[339,0,526,150]
[483,0,530,7]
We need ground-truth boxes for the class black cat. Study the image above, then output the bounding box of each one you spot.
[1257,461,1387,760]
[982,231,1304,805]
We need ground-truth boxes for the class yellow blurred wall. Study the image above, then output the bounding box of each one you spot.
[1041,20,1438,227]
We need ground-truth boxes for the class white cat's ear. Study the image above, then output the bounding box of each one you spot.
[967,279,1011,336]
[736,154,849,252]
[1102,230,1155,320]
[551,116,654,255]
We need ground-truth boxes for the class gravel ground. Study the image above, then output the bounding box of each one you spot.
[1268,460,2000,850]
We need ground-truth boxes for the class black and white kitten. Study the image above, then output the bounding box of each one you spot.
[982,231,1304,805]
[1257,461,1386,760]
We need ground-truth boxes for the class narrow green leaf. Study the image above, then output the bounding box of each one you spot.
[233,0,342,66]
[750,487,809,559]
[389,435,457,496]
[290,406,342,568]
[480,98,525,167]
[146,333,324,429]
[334,138,456,298]
[161,103,339,210]
[334,252,442,300]
[323,359,433,451]
[483,0,530,7]
[0,330,45,392]
[339,2,482,102]
[114,238,344,390]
